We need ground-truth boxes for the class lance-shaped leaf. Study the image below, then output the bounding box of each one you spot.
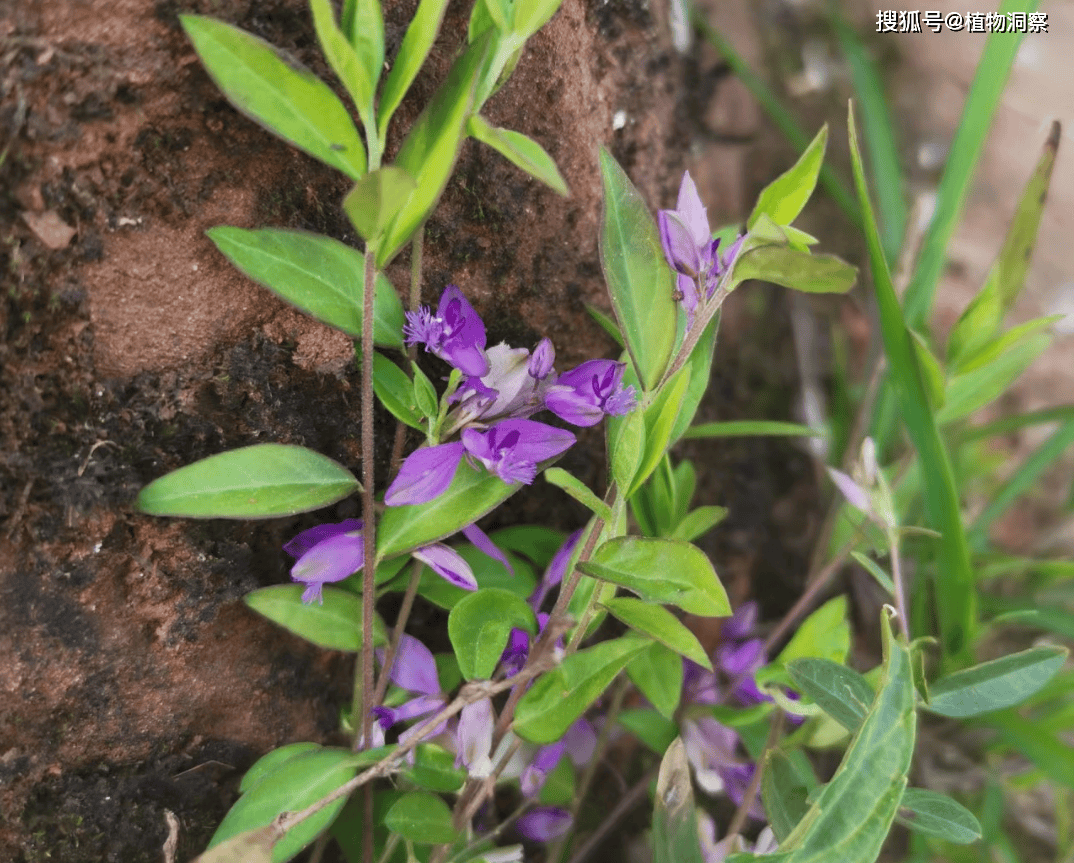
[580,537,730,617]
[468,114,568,196]
[241,743,323,794]
[310,0,381,129]
[786,658,874,732]
[765,608,916,863]
[372,353,424,430]
[343,167,416,244]
[748,124,828,228]
[514,634,650,743]
[761,751,812,843]
[377,32,493,266]
[513,0,565,38]
[138,444,360,519]
[603,597,711,669]
[626,366,691,497]
[376,461,515,560]
[376,0,451,142]
[544,467,612,519]
[207,227,405,348]
[733,245,857,294]
[627,641,683,720]
[598,147,677,391]
[652,738,708,863]
[448,588,537,679]
[924,645,1068,718]
[384,792,457,844]
[180,15,366,180]
[895,788,982,844]
[668,312,720,445]
[208,748,363,861]
[245,585,388,652]
[948,122,1060,366]
[775,596,850,666]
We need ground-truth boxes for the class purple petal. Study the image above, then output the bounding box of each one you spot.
[521,741,565,797]
[385,442,465,506]
[463,522,514,576]
[543,385,605,427]
[545,530,582,589]
[720,763,764,819]
[827,466,873,515]
[436,285,489,376]
[659,209,702,277]
[675,171,711,247]
[462,419,575,484]
[528,337,556,380]
[456,697,495,777]
[545,360,633,427]
[517,807,572,843]
[499,627,531,676]
[718,638,765,677]
[563,718,597,767]
[722,601,758,641]
[386,633,441,696]
[284,518,363,559]
[413,543,478,591]
[290,530,365,601]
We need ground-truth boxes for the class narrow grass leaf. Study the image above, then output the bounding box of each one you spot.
[138,444,360,519]
[180,15,366,180]
[849,102,976,666]
[684,420,819,439]
[207,227,405,348]
[987,710,1074,789]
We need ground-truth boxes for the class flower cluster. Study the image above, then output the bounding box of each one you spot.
[658,172,743,325]
[386,286,637,506]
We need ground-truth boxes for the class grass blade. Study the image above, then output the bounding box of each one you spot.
[848,102,976,667]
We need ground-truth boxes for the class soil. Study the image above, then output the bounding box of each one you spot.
[0,0,835,860]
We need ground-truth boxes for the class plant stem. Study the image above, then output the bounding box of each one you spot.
[886,528,911,640]
[564,765,658,863]
[391,228,425,469]
[373,560,424,705]
[724,710,784,845]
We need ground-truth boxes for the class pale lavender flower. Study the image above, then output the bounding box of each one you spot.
[449,343,553,428]
[456,697,495,778]
[520,718,596,797]
[405,285,490,376]
[384,442,465,506]
[528,337,556,380]
[517,807,572,842]
[827,466,872,515]
[284,519,365,604]
[544,360,637,427]
[462,419,576,486]
[412,543,478,591]
[659,172,715,280]
[682,715,741,796]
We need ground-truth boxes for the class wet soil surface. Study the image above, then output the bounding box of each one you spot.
[0,0,828,858]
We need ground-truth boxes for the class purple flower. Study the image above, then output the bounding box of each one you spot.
[374,634,447,746]
[405,285,490,376]
[284,519,365,604]
[462,419,576,485]
[412,543,478,591]
[544,360,637,427]
[658,172,715,280]
[463,522,514,576]
[384,442,465,507]
[448,343,556,430]
[520,718,596,797]
[456,697,495,778]
[528,338,556,380]
[517,807,572,842]
[530,529,582,611]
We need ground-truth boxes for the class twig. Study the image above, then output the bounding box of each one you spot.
[724,710,784,844]
[564,766,658,863]
[373,559,424,706]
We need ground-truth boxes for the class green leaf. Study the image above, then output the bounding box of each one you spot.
[938,333,1051,425]
[384,791,457,844]
[786,658,874,732]
[987,710,1074,789]
[598,147,677,391]
[773,609,916,862]
[410,361,439,421]
[377,461,515,560]
[629,367,691,496]
[849,102,976,667]
[448,588,537,679]
[544,467,612,519]
[209,748,362,862]
[850,551,895,596]
[512,0,565,38]
[748,124,828,229]
[537,756,576,807]
[626,641,684,720]
[668,313,721,445]
[669,506,727,542]
[309,0,382,129]
[343,168,417,244]
[468,114,568,195]
[732,245,857,294]
[207,227,405,349]
[372,353,423,430]
[684,420,819,440]
[761,750,811,843]
[377,33,492,266]
[603,597,711,669]
[180,15,365,180]
[586,303,626,348]
[896,788,982,844]
[240,742,323,794]
[245,585,387,652]
[488,525,566,567]
[925,646,1068,718]
[138,444,360,519]
[617,708,677,754]
[610,409,644,492]
[776,596,851,666]
[402,744,466,793]
[652,738,708,863]
[902,0,1039,329]
[909,330,946,409]
[377,0,450,141]
[190,827,278,863]
[580,537,730,617]
[514,634,650,743]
